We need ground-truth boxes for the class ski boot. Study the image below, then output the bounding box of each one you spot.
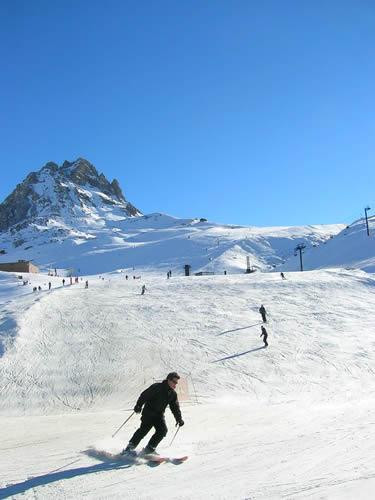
[141,445,159,459]
[120,443,137,457]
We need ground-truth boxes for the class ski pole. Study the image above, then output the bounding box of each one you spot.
[169,425,181,447]
[112,412,135,438]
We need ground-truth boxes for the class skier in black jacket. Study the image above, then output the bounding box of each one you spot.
[122,372,184,456]
[259,304,267,323]
[260,325,268,347]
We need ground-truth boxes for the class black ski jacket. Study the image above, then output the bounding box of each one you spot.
[135,380,182,422]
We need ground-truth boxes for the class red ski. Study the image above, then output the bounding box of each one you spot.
[144,454,188,464]
[168,456,188,464]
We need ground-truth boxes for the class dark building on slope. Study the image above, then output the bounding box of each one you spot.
[0,260,39,273]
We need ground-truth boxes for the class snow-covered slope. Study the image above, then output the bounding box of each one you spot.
[281,215,375,273]
[0,209,343,276]
[2,268,374,414]
[0,269,375,498]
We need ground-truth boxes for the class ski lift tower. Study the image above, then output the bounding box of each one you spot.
[364,206,371,236]
[294,243,306,272]
[246,256,251,274]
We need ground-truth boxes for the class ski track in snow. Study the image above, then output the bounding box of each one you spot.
[0,269,375,498]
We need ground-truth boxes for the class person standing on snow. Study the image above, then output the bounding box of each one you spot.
[141,284,146,295]
[260,326,268,347]
[259,304,267,323]
[280,272,286,280]
[122,372,184,456]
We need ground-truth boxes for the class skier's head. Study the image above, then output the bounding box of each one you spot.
[166,372,180,389]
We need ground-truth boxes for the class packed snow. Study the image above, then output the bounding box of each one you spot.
[0,267,375,499]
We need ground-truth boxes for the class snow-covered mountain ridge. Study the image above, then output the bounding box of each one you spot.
[0,158,344,274]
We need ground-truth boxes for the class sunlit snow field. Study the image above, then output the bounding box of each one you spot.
[0,268,375,499]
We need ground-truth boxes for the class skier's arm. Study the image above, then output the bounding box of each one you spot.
[169,393,183,424]
[134,383,158,412]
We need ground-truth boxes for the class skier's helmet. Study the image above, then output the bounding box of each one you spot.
[167,372,180,381]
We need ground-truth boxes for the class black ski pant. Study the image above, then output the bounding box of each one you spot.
[129,413,168,450]
[261,313,267,323]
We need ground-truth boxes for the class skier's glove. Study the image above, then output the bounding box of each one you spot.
[134,405,142,414]
[176,419,184,427]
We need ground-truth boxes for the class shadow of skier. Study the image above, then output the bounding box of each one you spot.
[216,322,263,336]
[212,346,266,363]
[0,451,135,499]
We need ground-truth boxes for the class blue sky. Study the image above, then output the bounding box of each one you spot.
[1,0,374,226]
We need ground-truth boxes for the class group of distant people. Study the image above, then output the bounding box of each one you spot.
[30,277,88,292]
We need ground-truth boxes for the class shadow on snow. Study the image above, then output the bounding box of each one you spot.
[212,346,266,363]
[216,322,263,336]
[0,449,136,499]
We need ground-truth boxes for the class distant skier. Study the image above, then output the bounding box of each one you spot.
[48,282,51,290]
[259,304,267,323]
[280,272,286,280]
[122,372,184,456]
[62,279,65,286]
[260,326,268,347]
[38,286,42,291]
[85,280,89,289]
[141,284,146,295]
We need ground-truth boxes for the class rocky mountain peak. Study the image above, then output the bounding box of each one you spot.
[0,158,141,233]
